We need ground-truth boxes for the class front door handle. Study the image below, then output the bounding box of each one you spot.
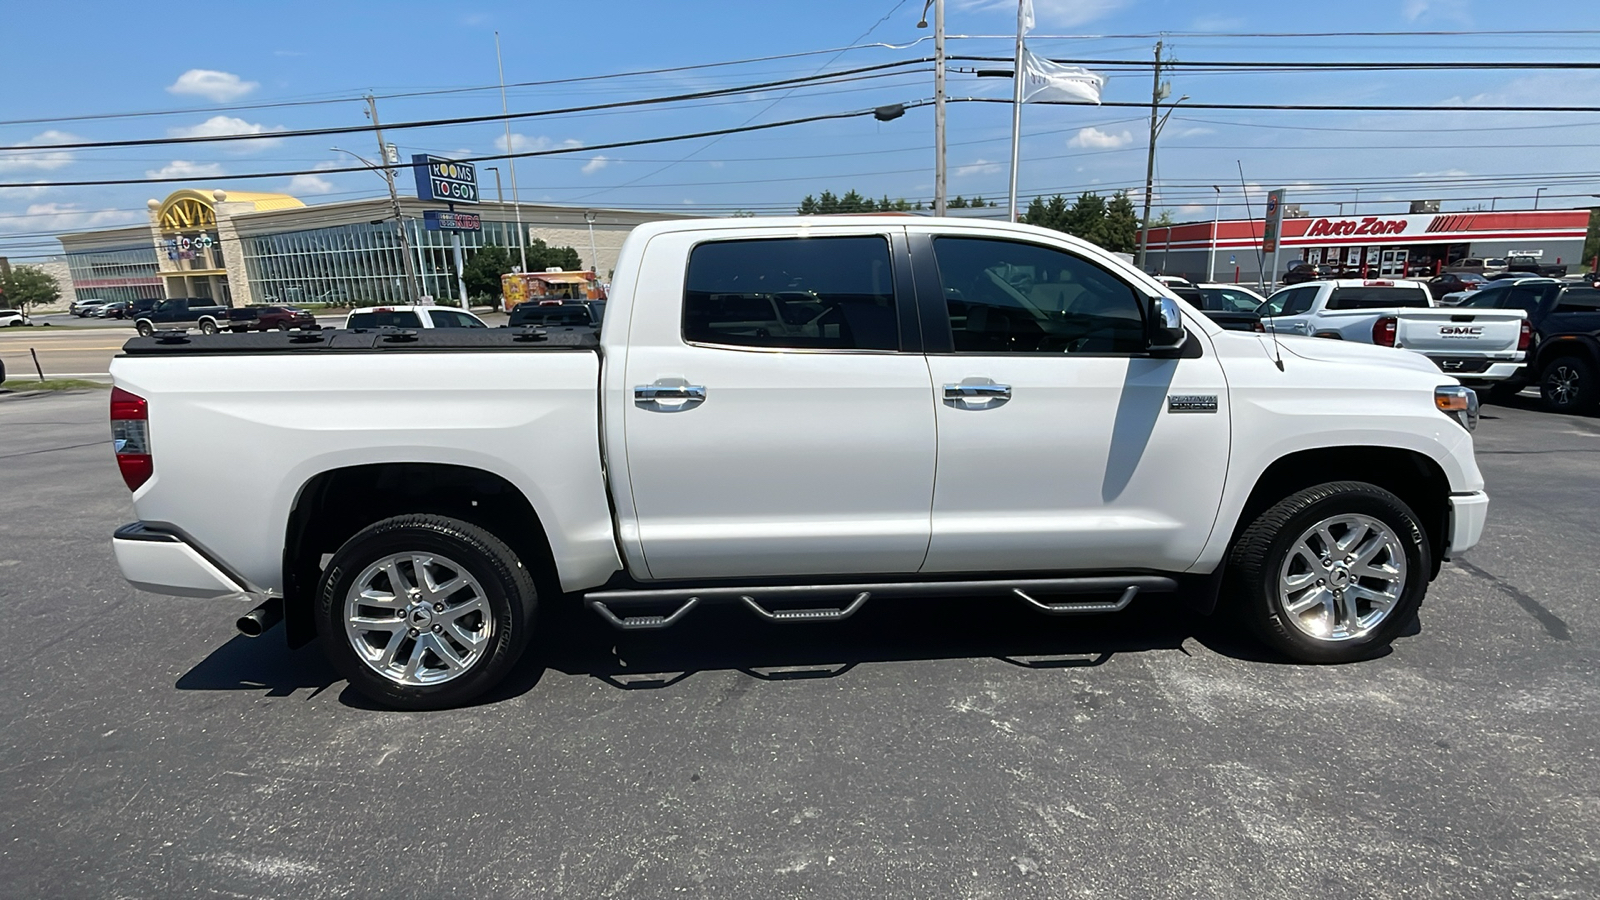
[943,381,1011,408]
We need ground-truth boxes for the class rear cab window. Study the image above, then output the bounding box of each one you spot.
[1325,286,1431,310]
[683,236,899,351]
[348,311,424,329]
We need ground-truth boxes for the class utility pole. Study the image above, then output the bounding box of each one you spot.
[918,0,947,216]
[1136,41,1164,271]
[365,95,419,302]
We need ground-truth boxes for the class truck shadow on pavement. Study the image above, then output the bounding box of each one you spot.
[174,594,1402,708]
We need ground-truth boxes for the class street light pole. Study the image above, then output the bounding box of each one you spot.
[496,32,528,274]
[918,0,946,216]
[583,210,601,277]
[1535,186,1547,209]
[486,166,504,204]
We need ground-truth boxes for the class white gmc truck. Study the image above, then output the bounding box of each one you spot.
[108,218,1489,709]
[1259,279,1529,386]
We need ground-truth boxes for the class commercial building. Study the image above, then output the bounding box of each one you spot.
[58,187,695,306]
[1139,208,1592,285]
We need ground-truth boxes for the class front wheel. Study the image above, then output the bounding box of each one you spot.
[1539,356,1596,413]
[135,319,153,337]
[317,514,537,710]
[1226,481,1429,663]
[198,319,218,335]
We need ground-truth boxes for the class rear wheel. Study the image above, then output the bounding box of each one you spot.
[276,321,291,331]
[317,514,537,710]
[1226,481,1429,663]
[1539,356,1597,413]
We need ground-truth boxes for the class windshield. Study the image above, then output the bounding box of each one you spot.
[1326,287,1430,310]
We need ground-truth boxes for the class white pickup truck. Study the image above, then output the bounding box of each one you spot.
[1260,279,1529,385]
[108,218,1489,709]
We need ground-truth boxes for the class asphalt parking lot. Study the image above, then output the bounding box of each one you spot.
[1,388,1596,898]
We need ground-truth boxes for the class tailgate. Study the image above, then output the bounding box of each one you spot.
[1394,309,1526,355]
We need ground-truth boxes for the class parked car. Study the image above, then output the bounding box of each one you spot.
[70,298,110,316]
[1281,262,1328,285]
[1428,272,1489,304]
[343,305,488,330]
[203,305,318,333]
[1453,279,1600,410]
[1444,257,1509,276]
[0,307,29,327]
[95,301,131,319]
[1169,283,1263,332]
[1259,279,1529,388]
[132,298,229,336]
[109,216,1491,709]
[507,302,594,328]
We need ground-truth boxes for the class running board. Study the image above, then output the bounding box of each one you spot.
[583,575,1173,632]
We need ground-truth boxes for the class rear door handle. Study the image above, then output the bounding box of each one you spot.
[943,383,1011,400]
[634,381,706,409]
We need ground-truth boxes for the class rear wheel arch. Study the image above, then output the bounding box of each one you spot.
[281,463,559,649]
[1231,446,1451,581]
[1533,336,1600,372]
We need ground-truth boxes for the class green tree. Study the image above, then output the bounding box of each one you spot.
[798,195,819,215]
[526,237,583,271]
[462,243,512,298]
[1064,192,1110,246]
[1103,191,1140,253]
[949,195,969,208]
[816,190,840,214]
[1152,210,1176,227]
[1022,194,1070,233]
[0,265,59,313]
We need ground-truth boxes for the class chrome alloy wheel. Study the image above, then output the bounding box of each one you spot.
[1276,514,1407,642]
[1545,364,1581,406]
[343,553,492,686]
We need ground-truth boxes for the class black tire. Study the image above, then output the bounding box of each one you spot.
[316,514,538,710]
[1481,382,1525,405]
[135,319,153,337]
[1226,481,1430,663]
[1538,355,1597,413]
[276,321,291,331]
[199,319,218,335]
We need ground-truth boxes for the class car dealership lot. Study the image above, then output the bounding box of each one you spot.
[1,389,1597,898]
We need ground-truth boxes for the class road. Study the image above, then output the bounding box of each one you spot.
[0,388,1595,898]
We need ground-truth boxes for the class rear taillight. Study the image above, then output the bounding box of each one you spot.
[110,387,152,491]
[1373,316,1398,347]
[1518,319,1532,351]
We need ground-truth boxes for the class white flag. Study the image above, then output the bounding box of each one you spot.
[1021,48,1104,104]
[1020,0,1034,32]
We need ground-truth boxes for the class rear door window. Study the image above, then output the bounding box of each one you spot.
[683,236,899,350]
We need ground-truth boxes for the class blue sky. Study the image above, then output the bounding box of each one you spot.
[0,0,1597,260]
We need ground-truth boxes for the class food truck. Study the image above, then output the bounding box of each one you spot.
[500,269,605,311]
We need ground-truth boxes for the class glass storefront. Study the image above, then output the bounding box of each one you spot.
[63,245,163,303]
[240,216,526,306]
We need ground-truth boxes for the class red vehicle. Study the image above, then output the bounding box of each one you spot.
[206,305,318,333]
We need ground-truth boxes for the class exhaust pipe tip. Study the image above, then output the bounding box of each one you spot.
[236,598,283,638]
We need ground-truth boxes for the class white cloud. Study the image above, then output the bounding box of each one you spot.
[957,0,1127,27]
[0,130,78,172]
[0,203,142,235]
[581,155,610,175]
[166,69,259,102]
[167,115,285,152]
[1403,0,1471,25]
[708,160,725,169]
[495,133,551,154]
[955,158,1002,177]
[1068,126,1134,149]
[285,161,340,195]
[146,160,225,180]
[1174,126,1215,138]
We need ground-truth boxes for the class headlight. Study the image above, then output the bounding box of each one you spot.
[1435,385,1479,432]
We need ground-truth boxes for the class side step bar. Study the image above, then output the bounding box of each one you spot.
[584,575,1174,632]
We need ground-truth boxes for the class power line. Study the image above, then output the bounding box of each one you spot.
[0,61,930,154]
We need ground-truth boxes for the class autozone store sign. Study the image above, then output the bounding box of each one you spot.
[1283,211,1589,245]
[1304,217,1409,238]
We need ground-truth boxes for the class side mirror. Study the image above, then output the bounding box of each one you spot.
[1148,295,1187,352]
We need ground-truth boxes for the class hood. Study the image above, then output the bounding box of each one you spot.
[1275,334,1444,375]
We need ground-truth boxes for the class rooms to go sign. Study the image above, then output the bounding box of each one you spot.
[412,154,479,204]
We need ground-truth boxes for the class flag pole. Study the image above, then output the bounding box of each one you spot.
[1006,1,1026,222]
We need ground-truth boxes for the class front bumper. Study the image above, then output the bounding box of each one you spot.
[112,522,247,599]
[1445,491,1489,560]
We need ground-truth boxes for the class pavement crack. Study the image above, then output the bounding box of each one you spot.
[1454,559,1572,640]
[0,439,110,459]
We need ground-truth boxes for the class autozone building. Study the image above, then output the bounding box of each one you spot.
[1139,209,1592,285]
